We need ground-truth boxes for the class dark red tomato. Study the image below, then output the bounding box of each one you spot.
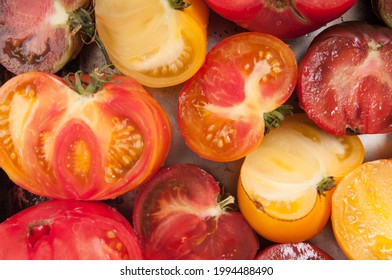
[255,242,333,260]
[178,32,297,162]
[0,0,91,74]
[0,199,143,259]
[204,0,356,39]
[132,164,259,260]
[298,21,392,136]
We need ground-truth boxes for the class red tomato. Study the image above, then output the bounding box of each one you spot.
[0,0,91,74]
[0,199,143,259]
[255,242,333,260]
[178,32,297,162]
[132,164,259,260]
[298,21,392,136]
[0,71,171,200]
[204,0,356,39]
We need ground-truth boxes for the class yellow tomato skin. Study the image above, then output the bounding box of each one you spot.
[238,179,333,243]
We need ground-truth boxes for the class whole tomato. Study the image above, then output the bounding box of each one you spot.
[0,71,171,200]
[204,0,357,39]
[0,199,143,259]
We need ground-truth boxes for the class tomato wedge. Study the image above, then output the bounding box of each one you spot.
[95,0,208,88]
[255,242,333,260]
[0,71,171,200]
[178,32,297,162]
[133,164,259,260]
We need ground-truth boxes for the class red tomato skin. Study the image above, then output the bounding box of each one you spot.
[298,21,392,136]
[0,200,144,259]
[133,164,259,260]
[255,242,333,260]
[0,72,171,200]
[204,0,357,39]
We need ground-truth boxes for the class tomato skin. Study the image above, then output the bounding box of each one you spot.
[133,164,259,260]
[372,0,392,28]
[178,32,297,162]
[0,72,171,200]
[298,21,392,136]
[204,0,357,39]
[255,242,333,260]
[0,199,143,259]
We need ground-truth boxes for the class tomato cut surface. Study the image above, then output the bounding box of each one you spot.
[133,164,259,260]
[0,72,171,200]
[255,242,333,260]
[0,200,143,259]
[238,114,364,243]
[95,0,208,88]
[298,21,392,136]
[178,32,297,162]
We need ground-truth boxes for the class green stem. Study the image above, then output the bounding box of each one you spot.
[64,68,114,95]
[317,176,336,197]
[263,104,293,134]
[169,0,191,10]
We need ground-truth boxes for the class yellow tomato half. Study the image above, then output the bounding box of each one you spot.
[238,114,364,243]
[95,0,208,88]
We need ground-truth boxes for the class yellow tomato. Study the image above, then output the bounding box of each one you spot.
[237,114,364,243]
[332,159,392,260]
[95,0,208,88]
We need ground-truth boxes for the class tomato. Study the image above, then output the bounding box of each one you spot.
[0,0,91,74]
[372,0,392,28]
[0,71,171,200]
[203,0,356,39]
[0,199,143,259]
[332,159,392,260]
[298,21,392,136]
[178,32,297,162]
[255,242,333,260]
[237,114,364,243]
[132,164,259,260]
[94,0,208,88]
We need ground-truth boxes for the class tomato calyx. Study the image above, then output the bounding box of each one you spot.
[264,104,293,134]
[169,0,191,10]
[217,191,237,212]
[265,0,307,23]
[65,68,114,95]
[317,176,336,197]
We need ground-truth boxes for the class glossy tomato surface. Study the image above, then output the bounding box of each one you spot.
[0,72,171,200]
[298,21,392,136]
[255,242,333,260]
[0,199,143,259]
[0,0,90,74]
[204,0,356,39]
[178,32,297,162]
[95,0,208,88]
[133,164,259,260]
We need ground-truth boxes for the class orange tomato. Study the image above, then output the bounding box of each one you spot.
[95,0,208,88]
[332,159,392,259]
[237,114,364,243]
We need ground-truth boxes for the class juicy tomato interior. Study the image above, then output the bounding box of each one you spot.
[238,114,364,243]
[178,32,297,162]
[0,200,144,259]
[95,0,208,88]
[332,159,392,260]
[298,22,392,135]
[133,164,259,260]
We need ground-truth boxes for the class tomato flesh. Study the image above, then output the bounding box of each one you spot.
[133,164,259,260]
[298,21,392,136]
[178,32,297,162]
[255,242,333,260]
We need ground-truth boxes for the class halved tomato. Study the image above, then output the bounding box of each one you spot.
[178,32,297,162]
[0,199,143,259]
[132,164,259,260]
[0,71,171,200]
[238,114,364,243]
[94,0,208,88]
[255,242,333,260]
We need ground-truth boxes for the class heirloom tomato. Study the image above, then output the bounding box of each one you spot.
[178,32,297,162]
[0,71,171,200]
[237,114,364,243]
[298,21,392,136]
[95,0,208,88]
[0,0,91,74]
[203,0,356,39]
[0,199,143,259]
[332,159,392,260]
[133,164,259,260]
[372,0,392,28]
[255,242,333,260]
